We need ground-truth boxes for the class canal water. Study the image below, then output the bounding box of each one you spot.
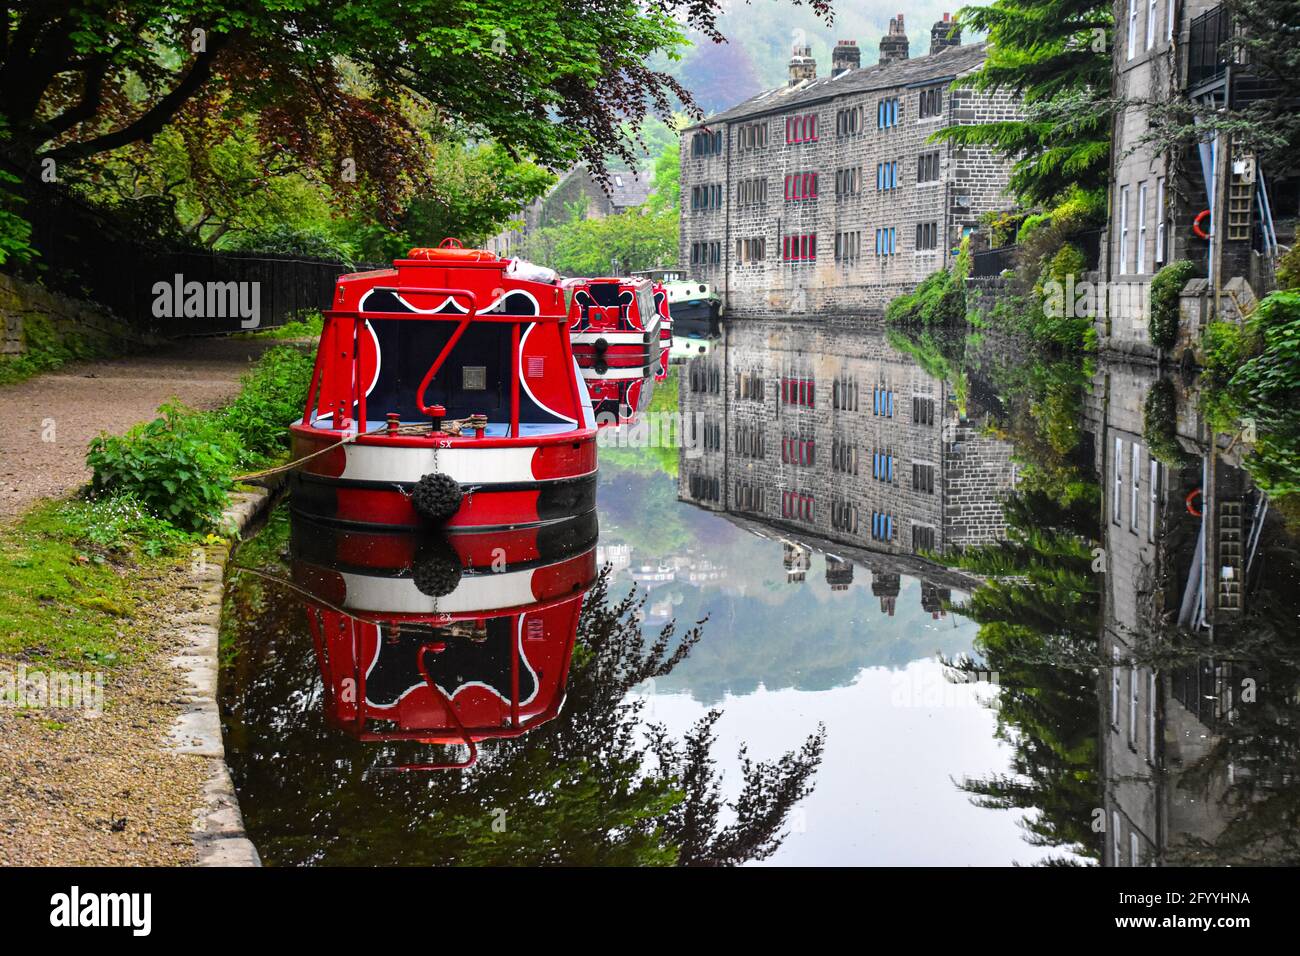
[218,317,1298,866]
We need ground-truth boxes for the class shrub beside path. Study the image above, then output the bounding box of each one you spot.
[0,338,279,520]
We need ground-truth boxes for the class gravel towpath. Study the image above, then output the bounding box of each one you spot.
[0,338,278,519]
[0,337,280,865]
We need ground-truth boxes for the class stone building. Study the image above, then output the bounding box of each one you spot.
[1096,0,1288,865]
[1101,0,1288,353]
[677,318,1015,575]
[488,165,652,258]
[678,16,1021,316]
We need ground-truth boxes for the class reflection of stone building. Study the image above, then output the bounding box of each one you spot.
[871,570,900,617]
[825,554,854,591]
[596,542,632,574]
[679,317,1014,557]
[679,19,1020,315]
[1094,363,1271,865]
[678,317,1014,611]
[920,582,950,618]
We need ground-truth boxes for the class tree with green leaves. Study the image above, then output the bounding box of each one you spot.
[935,0,1113,208]
[0,0,829,192]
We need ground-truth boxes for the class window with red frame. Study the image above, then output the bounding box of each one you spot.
[781,234,817,262]
[781,491,816,521]
[780,375,816,406]
[784,113,819,144]
[784,171,819,201]
[781,435,816,466]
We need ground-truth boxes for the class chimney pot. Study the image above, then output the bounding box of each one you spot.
[879,14,910,64]
[930,13,962,55]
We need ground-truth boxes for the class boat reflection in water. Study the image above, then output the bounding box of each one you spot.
[288,508,599,770]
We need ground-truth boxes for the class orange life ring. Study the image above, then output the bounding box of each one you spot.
[1186,488,1202,517]
[405,241,495,261]
[1192,209,1211,240]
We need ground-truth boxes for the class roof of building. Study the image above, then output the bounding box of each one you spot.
[686,41,988,130]
[608,170,652,209]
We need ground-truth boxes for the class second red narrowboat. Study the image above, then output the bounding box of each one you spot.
[291,240,598,531]
[652,281,672,381]
[565,276,662,426]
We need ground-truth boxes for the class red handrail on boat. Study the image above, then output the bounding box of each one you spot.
[305,270,584,440]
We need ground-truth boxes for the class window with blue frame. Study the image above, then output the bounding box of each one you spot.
[870,511,896,541]
[876,97,899,129]
[874,227,897,256]
[875,161,898,191]
[871,449,896,481]
[871,386,895,416]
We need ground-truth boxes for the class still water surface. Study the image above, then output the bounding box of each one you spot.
[219,318,1297,866]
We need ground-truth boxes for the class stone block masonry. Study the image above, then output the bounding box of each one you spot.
[679,39,1021,317]
[678,316,1015,564]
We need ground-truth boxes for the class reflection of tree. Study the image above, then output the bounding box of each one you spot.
[943,477,1103,865]
[221,561,826,866]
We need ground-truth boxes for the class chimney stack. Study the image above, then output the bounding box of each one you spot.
[930,12,962,55]
[788,43,816,85]
[831,39,860,76]
[879,14,909,65]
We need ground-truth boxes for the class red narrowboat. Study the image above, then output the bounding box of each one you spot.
[292,509,598,770]
[291,240,598,531]
[652,281,673,381]
[565,276,662,426]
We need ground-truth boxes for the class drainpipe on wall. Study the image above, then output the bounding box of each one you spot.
[724,123,732,319]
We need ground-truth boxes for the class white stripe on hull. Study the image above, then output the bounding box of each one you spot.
[341,442,536,484]
[580,367,649,381]
[341,567,540,614]
[570,331,654,345]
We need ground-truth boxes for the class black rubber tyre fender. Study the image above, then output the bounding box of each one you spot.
[411,472,462,522]
[412,535,462,597]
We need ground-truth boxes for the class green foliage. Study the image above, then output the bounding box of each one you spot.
[1277,243,1300,292]
[243,311,324,341]
[87,403,238,532]
[1148,260,1196,349]
[353,142,554,261]
[885,268,966,327]
[518,206,678,276]
[217,345,316,467]
[86,345,314,531]
[228,225,357,264]
[0,499,197,666]
[645,137,681,216]
[942,483,1103,865]
[0,166,34,266]
[52,495,193,559]
[1142,378,1188,466]
[1198,321,1249,434]
[935,0,1113,206]
[1230,291,1300,498]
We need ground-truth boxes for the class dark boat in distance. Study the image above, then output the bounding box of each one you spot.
[631,269,721,358]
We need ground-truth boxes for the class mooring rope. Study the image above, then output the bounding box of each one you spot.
[230,414,490,484]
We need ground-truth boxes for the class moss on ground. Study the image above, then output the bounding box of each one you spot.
[0,496,200,667]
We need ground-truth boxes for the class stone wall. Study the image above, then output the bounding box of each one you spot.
[0,271,152,358]
[677,316,1015,557]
